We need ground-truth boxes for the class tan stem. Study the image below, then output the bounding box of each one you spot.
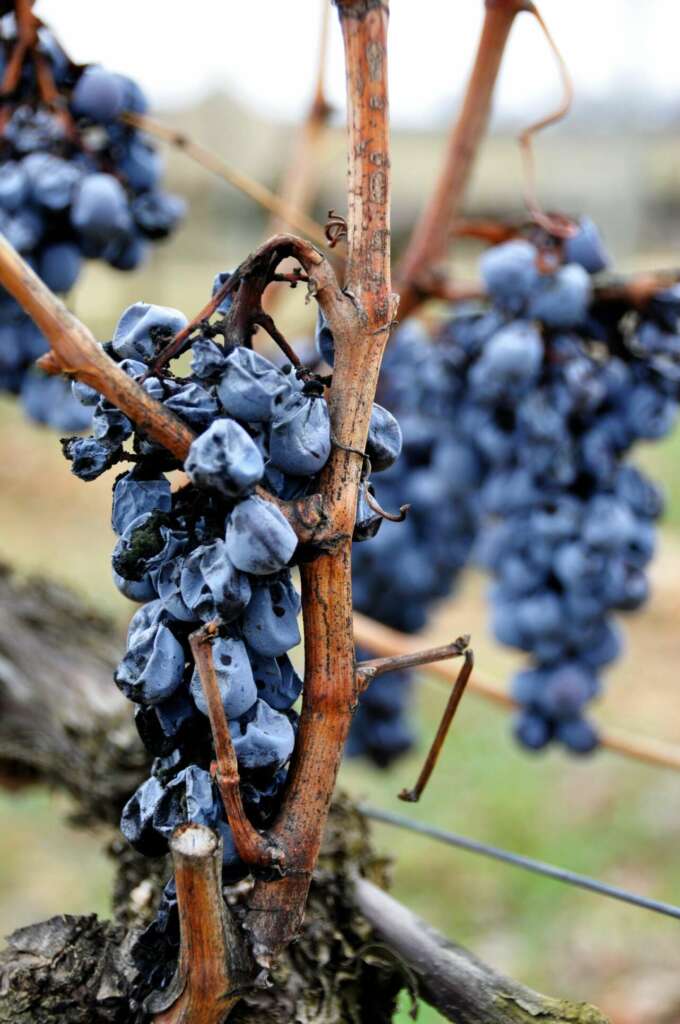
[122,111,329,250]
[396,0,527,319]
[356,636,470,691]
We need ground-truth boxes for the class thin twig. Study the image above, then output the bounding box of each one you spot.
[189,623,284,868]
[265,0,333,239]
[150,273,237,375]
[271,270,309,285]
[352,610,680,773]
[399,648,473,803]
[363,487,410,523]
[253,312,302,368]
[122,111,330,250]
[357,636,469,691]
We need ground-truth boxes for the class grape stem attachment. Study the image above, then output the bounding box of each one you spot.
[189,622,285,869]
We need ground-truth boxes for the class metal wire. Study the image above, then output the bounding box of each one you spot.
[359,804,680,923]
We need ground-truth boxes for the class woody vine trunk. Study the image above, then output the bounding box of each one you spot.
[243,0,397,962]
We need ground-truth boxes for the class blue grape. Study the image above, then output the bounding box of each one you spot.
[115,617,186,705]
[225,496,297,575]
[218,347,285,422]
[112,302,188,363]
[241,575,301,657]
[269,389,331,476]
[230,700,295,770]
[189,635,258,720]
[480,239,539,313]
[185,418,265,497]
[563,216,610,274]
[71,66,126,122]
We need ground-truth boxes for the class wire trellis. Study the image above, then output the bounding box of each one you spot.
[359,804,680,923]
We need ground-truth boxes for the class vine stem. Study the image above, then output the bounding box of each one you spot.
[189,622,284,869]
[352,611,680,774]
[242,0,397,965]
[121,111,329,250]
[396,0,529,319]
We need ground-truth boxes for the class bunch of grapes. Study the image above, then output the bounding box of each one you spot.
[435,219,677,752]
[62,277,401,969]
[0,12,184,429]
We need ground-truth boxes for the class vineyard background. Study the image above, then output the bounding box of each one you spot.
[1,88,680,1024]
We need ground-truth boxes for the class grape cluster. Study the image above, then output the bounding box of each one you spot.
[63,278,401,961]
[438,220,677,752]
[0,14,184,429]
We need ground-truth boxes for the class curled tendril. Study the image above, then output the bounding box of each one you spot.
[364,486,410,523]
[325,209,348,248]
[518,4,578,240]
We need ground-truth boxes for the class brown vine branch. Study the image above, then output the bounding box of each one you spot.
[450,217,521,244]
[352,611,680,773]
[121,111,330,250]
[242,0,397,965]
[353,875,610,1024]
[150,823,251,1024]
[518,4,576,237]
[356,636,470,692]
[396,0,529,319]
[399,647,474,803]
[189,623,284,869]
[0,233,195,461]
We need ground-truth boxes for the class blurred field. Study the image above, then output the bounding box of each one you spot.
[2,106,680,1023]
